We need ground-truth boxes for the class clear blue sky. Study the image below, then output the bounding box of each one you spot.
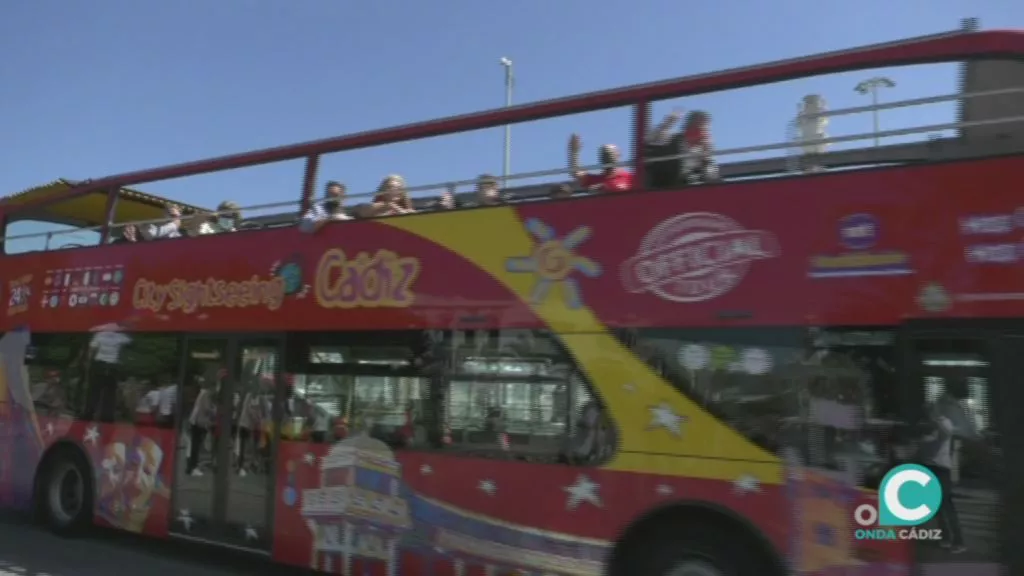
[1,1,1021,250]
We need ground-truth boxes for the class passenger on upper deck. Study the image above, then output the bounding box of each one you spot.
[112,224,140,244]
[437,184,457,211]
[300,181,351,234]
[359,175,416,218]
[214,201,241,232]
[550,183,574,200]
[680,110,718,184]
[185,211,216,237]
[143,204,182,239]
[567,134,633,193]
[436,174,507,211]
[645,109,719,188]
[471,174,505,206]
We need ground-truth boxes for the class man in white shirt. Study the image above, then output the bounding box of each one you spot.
[299,181,351,234]
[144,205,182,239]
[921,380,978,554]
[84,321,133,422]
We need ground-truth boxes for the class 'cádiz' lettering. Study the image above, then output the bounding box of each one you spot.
[314,248,420,309]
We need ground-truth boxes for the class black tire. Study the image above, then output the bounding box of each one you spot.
[37,448,94,537]
[616,520,765,576]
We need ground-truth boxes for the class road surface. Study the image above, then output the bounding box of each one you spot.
[0,513,310,576]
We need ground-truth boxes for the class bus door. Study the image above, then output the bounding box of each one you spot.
[170,334,284,553]
[901,324,1024,575]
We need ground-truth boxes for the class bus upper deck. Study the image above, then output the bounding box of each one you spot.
[2,22,1023,254]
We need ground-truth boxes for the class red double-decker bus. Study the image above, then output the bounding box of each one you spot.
[0,21,1022,576]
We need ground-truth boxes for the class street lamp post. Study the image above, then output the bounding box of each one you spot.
[499,57,514,187]
[854,76,896,147]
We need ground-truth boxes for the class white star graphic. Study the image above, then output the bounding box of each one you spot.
[177,509,193,531]
[655,484,674,496]
[44,422,54,437]
[420,464,433,475]
[564,474,603,510]
[622,382,637,393]
[647,402,687,437]
[303,452,316,465]
[733,474,762,495]
[478,479,497,496]
[83,425,100,445]
[244,525,259,540]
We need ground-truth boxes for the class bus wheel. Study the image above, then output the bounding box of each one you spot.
[610,508,777,576]
[39,448,93,536]
[638,534,741,576]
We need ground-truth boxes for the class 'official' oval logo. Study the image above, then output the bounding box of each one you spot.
[620,212,780,303]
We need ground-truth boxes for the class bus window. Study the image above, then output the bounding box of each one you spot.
[614,326,898,485]
[444,329,609,464]
[287,334,430,450]
[287,330,609,464]
[26,331,180,427]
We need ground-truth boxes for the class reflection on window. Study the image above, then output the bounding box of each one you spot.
[27,332,180,426]
[293,343,427,448]
[923,366,989,433]
[443,330,608,464]
[615,327,899,483]
[290,330,611,464]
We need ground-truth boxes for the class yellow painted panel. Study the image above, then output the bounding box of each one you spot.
[383,211,780,479]
[607,452,784,485]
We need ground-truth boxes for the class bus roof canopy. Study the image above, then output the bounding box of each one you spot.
[1,179,207,228]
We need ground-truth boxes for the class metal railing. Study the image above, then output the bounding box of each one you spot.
[4,85,1024,251]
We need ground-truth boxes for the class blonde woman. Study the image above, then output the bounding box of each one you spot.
[360,174,416,217]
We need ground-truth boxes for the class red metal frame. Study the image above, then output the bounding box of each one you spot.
[3,30,1021,219]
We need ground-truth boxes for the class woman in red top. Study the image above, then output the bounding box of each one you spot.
[567,134,634,193]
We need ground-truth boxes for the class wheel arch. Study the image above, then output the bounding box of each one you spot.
[32,438,95,514]
[605,497,787,576]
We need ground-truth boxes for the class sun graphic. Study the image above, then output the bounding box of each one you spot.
[504,218,602,309]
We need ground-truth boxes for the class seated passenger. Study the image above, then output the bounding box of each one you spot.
[300,180,351,234]
[473,174,505,206]
[439,174,506,210]
[550,183,574,200]
[359,175,415,218]
[645,108,686,189]
[568,134,633,193]
[437,184,456,210]
[214,201,241,232]
[112,224,140,244]
[185,212,216,237]
[645,109,719,188]
[680,110,719,185]
[144,204,182,239]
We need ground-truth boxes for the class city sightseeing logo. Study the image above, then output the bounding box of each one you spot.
[854,464,943,542]
[620,212,779,303]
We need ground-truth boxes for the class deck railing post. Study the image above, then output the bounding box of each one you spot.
[100,188,119,245]
[300,154,321,215]
[632,101,650,189]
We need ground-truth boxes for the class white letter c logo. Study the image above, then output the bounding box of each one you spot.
[884,469,932,522]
